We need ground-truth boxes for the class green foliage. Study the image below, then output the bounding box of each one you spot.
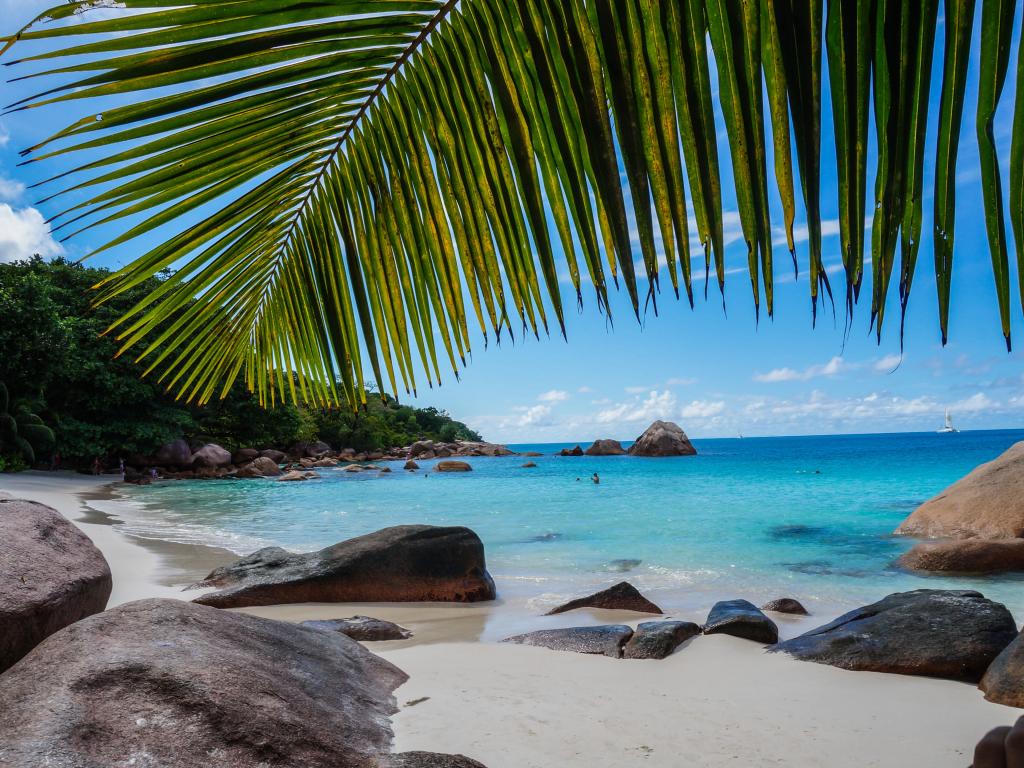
[0,259,483,465]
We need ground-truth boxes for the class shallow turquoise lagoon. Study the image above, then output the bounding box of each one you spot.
[112,429,1024,616]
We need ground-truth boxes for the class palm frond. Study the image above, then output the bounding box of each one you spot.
[1,0,1022,409]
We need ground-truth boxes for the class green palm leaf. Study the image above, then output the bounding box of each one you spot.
[1,0,1021,409]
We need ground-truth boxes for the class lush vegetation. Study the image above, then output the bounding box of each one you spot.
[0,258,481,470]
[1,1,1021,415]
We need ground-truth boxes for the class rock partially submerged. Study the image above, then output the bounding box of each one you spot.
[0,499,112,673]
[704,600,779,644]
[980,631,1024,708]
[405,460,420,471]
[0,599,412,767]
[558,445,585,456]
[504,625,633,658]
[301,616,413,641]
[895,441,1024,539]
[235,456,283,478]
[623,621,701,660]
[521,461,538,468]
[585,439,626,456]
[772,590,1018,681]
[278,469,317,482]
[436,460,472,472]
[899,539,1024,574]
[761,598,809,615]
[627,420,697,457]
[192,525,496,608]
[546,581,662,616]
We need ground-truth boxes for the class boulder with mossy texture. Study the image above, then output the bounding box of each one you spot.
[895,441,1024,539]
[0,499,112,673]
[627,421,697,457]
[0,598,450,767]
[192,525,496,608]
[772,590,1018,681]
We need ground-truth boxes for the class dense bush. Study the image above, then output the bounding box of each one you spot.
[0,257,482,468]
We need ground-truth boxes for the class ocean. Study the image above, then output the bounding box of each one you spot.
[103,429,1024,617]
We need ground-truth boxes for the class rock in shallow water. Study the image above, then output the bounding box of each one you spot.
[899,539,1024,574]
[192,525,496,608]
[585,439,626,456]
[772,589,1018,682]
[435,460,472,472]
[980,630,1024,707]
[703,600,779,644]
[623,621,701,659]
[0,599,408,767]
[546,581,662,615]
[302,616,413,641]
[761,598,809,615]
[504,625,634,657]
[0,499,112,673]
[627,420,697,457]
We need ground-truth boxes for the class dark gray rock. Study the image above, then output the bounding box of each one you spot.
[231,448,260,465]
[623,621,701,659]
[503,625,634,658]
[980,630,1024,707]
[192,525,496,608]
[772,590,1018,682]
[0,599,408,767]
[384,753,488,767]
[627,420,697,457]
[0,499,112,673]
[546,581,662,615]
[704,599,779,644]
[761,598,809,615]
[154,438,193,467]
[301,616,413,641]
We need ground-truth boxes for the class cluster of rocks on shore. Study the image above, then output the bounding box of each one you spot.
[121,420,701,485]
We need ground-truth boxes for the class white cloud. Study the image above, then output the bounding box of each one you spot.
[666,376,697,386]
[952,392,995,413]
[0,123,9,149]
[506,404,553,428]
[753,356,845,383]
[537,389,569,403]
[874,354,903,372]
[0,175,25,202]
[680,400,726,419]
[0,204,64,263]
[577,386,593,394]
[596,390,678,424]
[624,385,650,394]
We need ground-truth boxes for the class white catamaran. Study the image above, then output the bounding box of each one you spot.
[937,409,959,434]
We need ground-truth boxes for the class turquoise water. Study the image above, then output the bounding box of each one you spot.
[112,430,1024,616]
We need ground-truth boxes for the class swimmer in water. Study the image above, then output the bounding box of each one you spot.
[592,472,600,485]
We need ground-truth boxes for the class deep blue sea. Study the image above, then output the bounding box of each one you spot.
[110,429,1024,616]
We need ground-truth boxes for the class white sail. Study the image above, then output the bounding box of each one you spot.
[937,409,959,433]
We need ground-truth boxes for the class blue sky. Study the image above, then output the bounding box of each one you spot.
[1,1,1022,443]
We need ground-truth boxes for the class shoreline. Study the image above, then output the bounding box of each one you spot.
[0,470,1020,766]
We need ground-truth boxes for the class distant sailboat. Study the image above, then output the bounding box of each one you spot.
[937,409,959,434]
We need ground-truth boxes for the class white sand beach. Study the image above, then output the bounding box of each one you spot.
[1,470,1018,767]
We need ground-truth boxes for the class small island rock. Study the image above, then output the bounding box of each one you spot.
[895,441,1024,539]
[278,469,317,482]
[623,621,701,660]
[504,625,633,658]
[521,461,538,468]
[546,581,663,616]
[771,589,1018,681]
[192,525,496,608]
[405,460,420,471]
[704,599,779,644]
[627,421,697,457]
[436,460,472,472]
[0,499,112,673]
[585,439,626,456]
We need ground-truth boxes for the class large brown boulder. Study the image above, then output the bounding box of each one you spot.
[408,440,436,459]
[436,460,472,472]
[0,598,413,767]
[0,499,112,673]
[232,448,260,465]
[260,448,287,464]
[627,420,697,457]
[546,581,662,615]
[895,441,1024,539]
[772,590,1018,682]
[980,631,1024,707]
[192,525,496,608]
[154,438,193,467]
[899,539,1024,574]
[192,443,232,468]
[585,439,626,456]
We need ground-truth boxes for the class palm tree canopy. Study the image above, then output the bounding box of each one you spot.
[2,0,1021,409]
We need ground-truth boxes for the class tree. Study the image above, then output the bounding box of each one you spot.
[2,1,1021,410]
